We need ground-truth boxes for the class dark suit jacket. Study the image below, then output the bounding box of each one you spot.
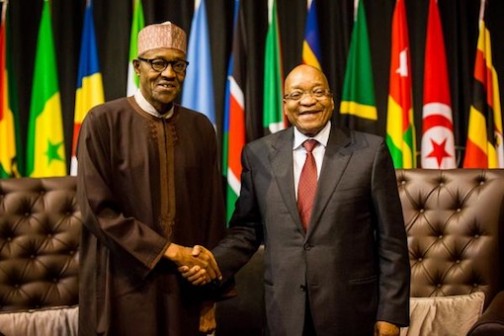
[213,124,410,336]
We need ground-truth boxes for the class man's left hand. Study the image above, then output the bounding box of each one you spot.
[374,321,400,336]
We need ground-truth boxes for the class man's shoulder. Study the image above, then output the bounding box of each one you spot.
[247,128,291,150]
[176,105,214,131]
[337,127,384,147]
[88,97,131,116]
[350,129,384,143]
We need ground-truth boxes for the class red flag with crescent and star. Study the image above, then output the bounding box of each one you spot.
[421,0,456,169]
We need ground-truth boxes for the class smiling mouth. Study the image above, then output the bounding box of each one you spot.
[299,110,319,116]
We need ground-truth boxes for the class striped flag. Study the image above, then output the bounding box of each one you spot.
[0,0,20,178]
[463,0,503,168]
[421,0,456,169]
[126,0,145,96]
[386,0,416,168]
[222,0,247,223]
[181,0,216,126]
[263,0,285,134]
[302,0,322,69]
[71,0,105,175]
[26,0,67,177]
[339,0,378,133]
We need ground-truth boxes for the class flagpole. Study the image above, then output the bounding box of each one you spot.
[479,0,485,21]
[1,0,7,23]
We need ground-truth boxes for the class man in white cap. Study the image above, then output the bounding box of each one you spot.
[77,21,225,336]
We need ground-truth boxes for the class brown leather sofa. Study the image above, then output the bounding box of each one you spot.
[0,176,80,336]
[396,169,504,336]
[1,169,503,335]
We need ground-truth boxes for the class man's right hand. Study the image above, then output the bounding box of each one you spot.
[165,243,222,285]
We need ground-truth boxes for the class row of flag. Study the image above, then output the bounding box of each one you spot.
[0,0,105,178]
[217,0,502,220]
[387,0,502,169]
[0,0,502,193]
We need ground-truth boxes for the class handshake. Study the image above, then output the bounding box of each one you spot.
[164,243,222,286]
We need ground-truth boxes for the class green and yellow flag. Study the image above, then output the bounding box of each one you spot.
[26,0,66,177]
[340,0,378,134]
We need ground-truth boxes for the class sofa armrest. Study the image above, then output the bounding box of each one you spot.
[468,291,504,336]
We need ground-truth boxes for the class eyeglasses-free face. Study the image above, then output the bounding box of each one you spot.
[137,57,189,74]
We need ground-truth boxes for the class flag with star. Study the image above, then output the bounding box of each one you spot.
[26,0,67,177]
[222,0,247,223]
[386,0,416,168]
[339,0,378,134]
[0,0,21,178]
[263,0,285,134]
[126,0,144,96]
[463,0,503,168]
[302,0,322,69]
[420,0,456,169]
[71,0,104,175]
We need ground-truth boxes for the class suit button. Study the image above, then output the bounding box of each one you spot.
[300,285,307,292]
[304,244,312,251]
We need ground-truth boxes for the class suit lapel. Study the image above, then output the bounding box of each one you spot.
[269,128,305,232]
[307,126,353,236]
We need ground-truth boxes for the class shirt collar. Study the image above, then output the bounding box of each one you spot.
[293,121,331,150]
[134,89,174,119]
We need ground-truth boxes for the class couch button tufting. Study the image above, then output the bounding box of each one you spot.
[419,209,425,213]
[474,234,480,238]
[456,260,461,264]
[456,208,461,212]
[436,284,442,288]
[438,235,443,239]
[418,258,423,262]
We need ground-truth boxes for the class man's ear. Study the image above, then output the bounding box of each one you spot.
[132,59,141,75]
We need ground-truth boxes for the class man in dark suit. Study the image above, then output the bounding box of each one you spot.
[184,64,410,335]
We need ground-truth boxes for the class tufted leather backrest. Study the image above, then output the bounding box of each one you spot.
[396,169,504,308]
[0,176,81,312]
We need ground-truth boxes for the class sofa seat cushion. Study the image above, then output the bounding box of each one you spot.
[0,305,78,336]
[400,292,485,336]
